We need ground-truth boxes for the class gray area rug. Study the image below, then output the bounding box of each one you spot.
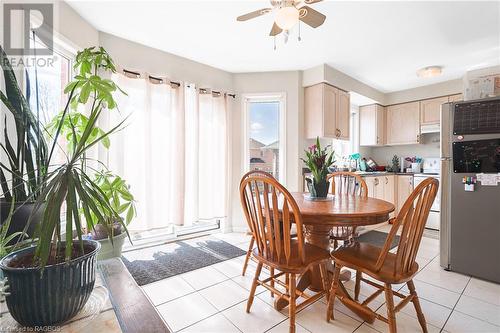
[357,230,400,249]
[122,237,246,286]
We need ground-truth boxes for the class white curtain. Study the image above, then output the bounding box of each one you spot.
[106,75,227,231]
[185,86,228,225]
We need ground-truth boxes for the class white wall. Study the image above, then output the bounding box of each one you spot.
[369,133,441,166]
[56,2,99,49]
[303,64,386,104]
[230,71,304,231]
[99,32,233,90]
[385,79,462,105]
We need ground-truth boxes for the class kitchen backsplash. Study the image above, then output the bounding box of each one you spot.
[366,132,440,166]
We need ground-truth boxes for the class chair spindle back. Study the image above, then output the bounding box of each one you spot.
[375,177,439,276]
[240,174,306,265]
[327,172,368,197]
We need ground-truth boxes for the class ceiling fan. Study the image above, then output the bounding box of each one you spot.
[236,0,326,37]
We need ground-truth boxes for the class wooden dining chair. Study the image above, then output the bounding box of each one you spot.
[240,174,331,333]
[326,177,439,333]
[327,172,368,248]
[240,170,275,277]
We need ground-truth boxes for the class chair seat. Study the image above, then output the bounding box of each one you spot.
[253,240,330,274]
[332,242,419,284]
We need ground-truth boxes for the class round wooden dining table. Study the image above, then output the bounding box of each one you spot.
[274,192,395,322]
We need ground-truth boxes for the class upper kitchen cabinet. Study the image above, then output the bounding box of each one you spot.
[386,101,420,145]
[420,96,449,126]
[359,104,385,146]
[304,83,350,140]
[448,93,463,102]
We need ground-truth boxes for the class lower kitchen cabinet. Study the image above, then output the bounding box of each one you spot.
[364,174,411,218]
[396,175,414,215]
[364,175,395,215]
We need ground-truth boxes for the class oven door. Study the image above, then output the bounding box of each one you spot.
[414,175,440,212]
[414,175,441,230]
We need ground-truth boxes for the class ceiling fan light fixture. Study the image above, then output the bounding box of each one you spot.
[416,66,443,78]
[275,6,299,30]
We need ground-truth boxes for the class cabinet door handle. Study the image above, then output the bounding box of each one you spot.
[374,178,379,186]
[376,136,379,144]
[416,134,420,143]
[385,177,388,184]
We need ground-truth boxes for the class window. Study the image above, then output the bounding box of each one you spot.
[27,35,72,125]
[243,94,286,183]
[26,33,73,164]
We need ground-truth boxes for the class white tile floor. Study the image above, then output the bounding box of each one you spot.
[140,225,500,333]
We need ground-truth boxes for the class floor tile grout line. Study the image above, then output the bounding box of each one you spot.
[157,269,276,332]
[152,275,233,308]
[439,276,472,333]
[457,289,500,308]
[151,257,269,308]
[145,233,474,333]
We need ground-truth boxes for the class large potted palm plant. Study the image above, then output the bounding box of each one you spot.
[0,46,48,243]
[0,46,129,327]
[45,113,136,260]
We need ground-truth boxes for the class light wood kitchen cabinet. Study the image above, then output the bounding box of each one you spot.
[396,175,414,214]
[386,102,420,145]
[359,104,385,146]
[448,94,463,102]
[420,96,449,125]
[364,175,395,203]
[337,89,350,140]
[304,83,350,140]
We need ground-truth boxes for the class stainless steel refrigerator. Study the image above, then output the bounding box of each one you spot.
[440,97,500,283]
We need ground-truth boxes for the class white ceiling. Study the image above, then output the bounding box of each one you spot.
[67,1,500,93]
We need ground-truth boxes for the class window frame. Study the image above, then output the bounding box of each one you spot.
[242,93,287,185]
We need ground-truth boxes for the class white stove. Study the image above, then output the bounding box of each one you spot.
[414,158,440,230]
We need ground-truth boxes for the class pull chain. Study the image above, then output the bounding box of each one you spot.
[274,36,276,50]
[298,21,302,42]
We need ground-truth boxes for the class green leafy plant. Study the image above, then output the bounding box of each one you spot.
[0,198,28,259]
[30,47,129,268]
[88,171,136,233]
[301,137,335,183]
[391,155,400,173]
[45,110,110,154]
[0,46,49,202]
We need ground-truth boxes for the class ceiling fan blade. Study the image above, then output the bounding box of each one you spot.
[269,22,283,36]
[299,6,326,28]
[304,0,323,4]
[237,8,272,21]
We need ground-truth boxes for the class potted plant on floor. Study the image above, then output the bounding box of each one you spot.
[45,100,136,260]
[0,46,129,327]
[0,46,48,244]
[87,171,136,260]
[302,137,335,198]
[0,200,30,281]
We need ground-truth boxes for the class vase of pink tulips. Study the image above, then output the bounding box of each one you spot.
[302,137,336,198]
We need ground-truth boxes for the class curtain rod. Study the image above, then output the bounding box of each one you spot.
[121,68,235,98]
[122,69,181,88]
[191,85,236,99]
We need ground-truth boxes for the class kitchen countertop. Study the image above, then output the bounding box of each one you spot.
[354,171,416,177]
[301,168,416,177]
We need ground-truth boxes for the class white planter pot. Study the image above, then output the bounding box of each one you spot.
[96,232,127,260]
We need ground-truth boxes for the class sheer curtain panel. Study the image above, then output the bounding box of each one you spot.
[106,75,227,231]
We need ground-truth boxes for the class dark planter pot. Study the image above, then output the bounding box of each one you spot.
[307,178,330,198]
[0,199,44,245]
[0,240,101,327]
